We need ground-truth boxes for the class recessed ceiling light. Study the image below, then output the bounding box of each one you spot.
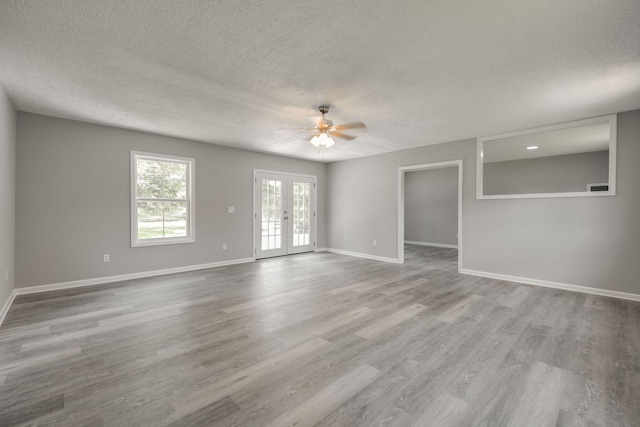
[526,145,539,150]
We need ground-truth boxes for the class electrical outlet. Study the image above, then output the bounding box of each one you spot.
[228,206,235,213]
[373,240,377,246]
[103,254,110,263]
[222,243,227,250]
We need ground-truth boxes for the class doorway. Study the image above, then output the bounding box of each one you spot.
[254,171,316,259]
[397,160,462,271]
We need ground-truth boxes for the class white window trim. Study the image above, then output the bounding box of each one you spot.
[131,151,195,247]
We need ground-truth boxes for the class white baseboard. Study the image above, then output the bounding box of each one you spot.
[0,290,17,327]
[15,258,255,296]
[460,268,640,302]
[323,248,401,264]
[405,241,458,249]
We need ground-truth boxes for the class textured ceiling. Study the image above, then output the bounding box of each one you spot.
[483,121,611,163]
[1,1,639,163]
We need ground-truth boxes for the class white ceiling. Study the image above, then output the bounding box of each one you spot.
[1,1,639,163]
[483,120,611,163]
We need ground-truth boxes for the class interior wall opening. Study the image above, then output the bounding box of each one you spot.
[398,160,462,271]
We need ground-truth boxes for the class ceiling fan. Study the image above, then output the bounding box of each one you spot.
[309,106,366,148]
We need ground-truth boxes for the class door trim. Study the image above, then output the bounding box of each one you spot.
[253,169,318,260]
[397,160,463,272]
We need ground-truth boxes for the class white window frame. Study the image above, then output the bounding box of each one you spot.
[131,151,195,247]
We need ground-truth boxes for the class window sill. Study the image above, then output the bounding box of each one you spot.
[131,237,195,248]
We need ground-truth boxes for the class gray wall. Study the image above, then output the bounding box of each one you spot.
[12,110,640,296]
[0,86,16,310]
[404,168,458,246]
[484,150,609,195]
[328,109,640,295]
[327,139,473,259]
[15,113,327,288]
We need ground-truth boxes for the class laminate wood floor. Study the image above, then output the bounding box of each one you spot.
[1,245,639,426]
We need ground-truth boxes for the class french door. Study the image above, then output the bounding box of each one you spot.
[254,171,316,259]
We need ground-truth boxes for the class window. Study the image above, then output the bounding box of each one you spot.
[131,152,194,247]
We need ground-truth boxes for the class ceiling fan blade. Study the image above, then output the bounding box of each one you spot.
[332,121,366,131]
[331,130,356,140]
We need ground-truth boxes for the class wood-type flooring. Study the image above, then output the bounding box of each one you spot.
[1,245,639,426]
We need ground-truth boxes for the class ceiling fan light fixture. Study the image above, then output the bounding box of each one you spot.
[310,132,335,148]
[307,105,364,149]
[320,133,335,147]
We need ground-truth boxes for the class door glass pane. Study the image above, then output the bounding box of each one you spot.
[261,179,283,250]
[292,182,311,247]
